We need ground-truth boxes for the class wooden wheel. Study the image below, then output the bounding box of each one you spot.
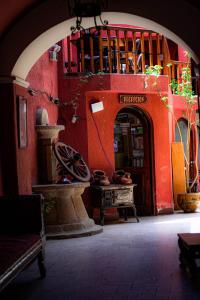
[53,142,91,182]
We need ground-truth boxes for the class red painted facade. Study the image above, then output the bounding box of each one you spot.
[26,52,59,185]
[0,26,198,217]
[58,72,173,214]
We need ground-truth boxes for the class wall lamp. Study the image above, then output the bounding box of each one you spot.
[28,87,60,105]
[49,44,61,62]
[28,88,81,123]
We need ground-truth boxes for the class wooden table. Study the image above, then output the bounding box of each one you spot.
[91,184,139,225]
[178,233,200,279]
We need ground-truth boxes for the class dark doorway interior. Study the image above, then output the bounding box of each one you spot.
[114,107,154,215]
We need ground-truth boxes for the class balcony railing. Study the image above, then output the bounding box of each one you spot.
[65,26,191,88]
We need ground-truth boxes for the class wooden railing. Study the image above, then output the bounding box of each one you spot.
[66,26,169,75]
[65,26,192,90]
[167,60,190,85]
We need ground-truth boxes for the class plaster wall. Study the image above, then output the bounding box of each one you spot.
[59,72,173,213]
[85,91,173,213]
[25,52,59,186]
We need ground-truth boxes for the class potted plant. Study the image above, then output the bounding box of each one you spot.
[145,53,200,212]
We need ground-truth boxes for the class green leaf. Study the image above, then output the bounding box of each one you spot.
[161,96,168,102]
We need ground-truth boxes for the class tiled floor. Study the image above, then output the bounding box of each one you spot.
[1,212,200,300]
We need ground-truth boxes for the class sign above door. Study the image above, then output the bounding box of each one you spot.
[119,94,147,104]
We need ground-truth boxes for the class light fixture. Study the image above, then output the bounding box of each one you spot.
[71,114,79,123]
[68,0,109,34]
[28,88,60,105]
[49,44,61,62]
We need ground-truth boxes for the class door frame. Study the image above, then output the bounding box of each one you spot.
[114,106,156,215]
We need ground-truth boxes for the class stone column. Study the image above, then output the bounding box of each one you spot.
[36,125,65,184]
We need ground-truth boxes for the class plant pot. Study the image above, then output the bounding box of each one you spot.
[177,193,200,213]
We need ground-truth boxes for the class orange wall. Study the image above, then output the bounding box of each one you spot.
[85,91,173,214]
[59,73,173,213]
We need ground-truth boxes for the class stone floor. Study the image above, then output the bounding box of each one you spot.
[1,212,200,300]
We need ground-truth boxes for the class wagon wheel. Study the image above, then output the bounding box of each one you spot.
[53,142,91,182]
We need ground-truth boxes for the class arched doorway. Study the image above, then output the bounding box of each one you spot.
[175,118,188,155]
[175,118,196,190]
[114,106,154,216]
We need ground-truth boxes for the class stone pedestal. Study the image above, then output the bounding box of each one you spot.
[35,125,65,183]
[32,182,102,239]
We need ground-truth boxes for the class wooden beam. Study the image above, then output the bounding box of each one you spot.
[177,64,180,92]
[98,29,103,72]
[116,30,120,73]
[148,32,153,67]
[156,33,161,66]
[67,36,71,73]
[124,30,129,73]
[107,29,112,73]
[89,29,95,73]
[132,31,137,74]
[80,32,85,72]
[141,32,145,73]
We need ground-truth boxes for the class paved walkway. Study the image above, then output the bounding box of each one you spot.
[1,212,200,300]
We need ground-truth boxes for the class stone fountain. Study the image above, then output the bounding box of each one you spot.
[33,108,102,238]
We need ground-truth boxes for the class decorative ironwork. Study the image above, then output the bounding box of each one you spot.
[67,0,108,34]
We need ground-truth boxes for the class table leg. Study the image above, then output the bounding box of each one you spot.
[132,204,139,222]
[124,208,128,221]
[100,208,105,226]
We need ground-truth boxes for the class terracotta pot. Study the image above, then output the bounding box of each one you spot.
[177,193,200,213]
[93,170,106,177]
[92,170,110,186]
[113,170,132,185]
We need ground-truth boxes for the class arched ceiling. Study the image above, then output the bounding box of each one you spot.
[0,0,42,37]
[0,0,199,80]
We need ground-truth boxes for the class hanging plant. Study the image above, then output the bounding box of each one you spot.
[145,52,198,194]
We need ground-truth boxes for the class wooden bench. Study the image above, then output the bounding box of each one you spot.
[0,194,46,292]
[178,233,200,280]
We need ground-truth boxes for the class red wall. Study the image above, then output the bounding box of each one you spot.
[85,91,173,214]
[59,73,173,214]
[25,52,59,186]
[178,46,188,62]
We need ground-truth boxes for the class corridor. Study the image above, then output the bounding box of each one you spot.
[1,213,200,300]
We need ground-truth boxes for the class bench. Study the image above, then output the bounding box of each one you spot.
[178,233,200,280]
[0,194,46,292]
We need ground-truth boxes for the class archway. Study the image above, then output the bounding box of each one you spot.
[114,106,155,216]
[0,1,197,202]
[175,118,197,191]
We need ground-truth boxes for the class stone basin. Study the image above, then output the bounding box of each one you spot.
[32,182,102,239]
[35,124,65,139]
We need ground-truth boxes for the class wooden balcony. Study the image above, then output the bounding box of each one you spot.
[65,26,191,88]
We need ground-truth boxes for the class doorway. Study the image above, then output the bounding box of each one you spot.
[175,118,197,190]
[114,107,154,215]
